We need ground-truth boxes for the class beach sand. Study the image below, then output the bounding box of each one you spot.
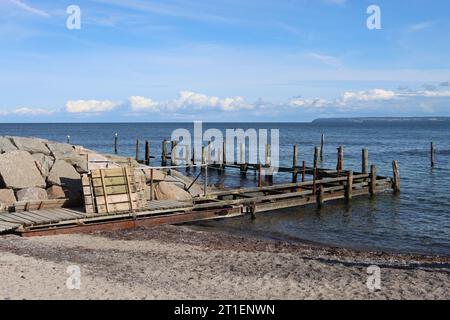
[0,225,448,300]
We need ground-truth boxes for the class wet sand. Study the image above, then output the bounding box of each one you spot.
[0,225,449,300]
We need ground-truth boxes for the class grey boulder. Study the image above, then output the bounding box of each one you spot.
[0,151,46,189]
[0,137,17,153]
[32,153,55,178]
[16,187,48,201]
[11,136,50,155]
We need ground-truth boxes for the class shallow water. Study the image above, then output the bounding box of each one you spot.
[1,121,449,256]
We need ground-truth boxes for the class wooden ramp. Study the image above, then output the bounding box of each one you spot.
[0,208,86,233]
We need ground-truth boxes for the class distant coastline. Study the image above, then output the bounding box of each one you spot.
[312,117,450,124]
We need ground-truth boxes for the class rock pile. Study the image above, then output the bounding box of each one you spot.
[0,136,87,211]
[0,136,198,213]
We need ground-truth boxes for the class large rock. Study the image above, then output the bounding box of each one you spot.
[0,189,16,206]
[46,185,81,206]
[0,151,46,189]
[32,153,55,178]
[11,137,50,155]
[16,187,48,201]
[46,142,77,159]
[141,169,166,182]
[154,181,192,201]
[63,155,88,174]
[47,160,81,188]
[0,137,17,153]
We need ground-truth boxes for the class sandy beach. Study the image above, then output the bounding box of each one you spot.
[0,225,448,300]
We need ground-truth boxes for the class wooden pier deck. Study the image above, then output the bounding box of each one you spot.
[1,168,394,237]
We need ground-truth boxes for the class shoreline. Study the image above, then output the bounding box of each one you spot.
[1,225,449,300]
[188,222,450,260]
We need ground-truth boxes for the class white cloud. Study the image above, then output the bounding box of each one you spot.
[66,100,120,113]
[9,0,50,18]
[129,91,254,113]
[340,89,396,103]
[129,96,159,112]
[0,107,54,116]
[288,97,329,109]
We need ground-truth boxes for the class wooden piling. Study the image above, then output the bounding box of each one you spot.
[313,167,317,195]
[431,142,435,168]
[345,170,353,201]
[114,133,118,154]
[161,139,167,166]
[292,145,298,183]
[204,164,208,197]
[317,185,324,209]
[265,144,271,167]
[135,138,140,162]
[362,149,369,174]
[314,147,320,169]
[369,165,377,196]
[207,141,212,164]
[201,145,206,165]
[392,160,400,193]
[171,140,178,165]
[150,169,154,201]
[320,134,324,160]
[222,141,227,168]
[301,161,306,182]
[145,140,150,165]
[337,145,343,172]
[258,164,263,188]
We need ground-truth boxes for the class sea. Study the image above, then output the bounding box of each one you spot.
[1,121,449,256]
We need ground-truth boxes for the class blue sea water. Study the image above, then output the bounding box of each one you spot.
[0,121,449,256]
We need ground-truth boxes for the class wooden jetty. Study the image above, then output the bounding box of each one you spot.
[0,140,399,237]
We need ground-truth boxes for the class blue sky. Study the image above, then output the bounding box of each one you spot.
[1,0,450,122]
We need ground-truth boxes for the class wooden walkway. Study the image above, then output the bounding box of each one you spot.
[0,168,395,236]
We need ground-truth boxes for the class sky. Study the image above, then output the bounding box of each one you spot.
[0,0,450,122]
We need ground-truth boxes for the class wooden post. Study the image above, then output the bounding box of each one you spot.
[362,149,369,174]
[314,147,320,169]
[258,164,262,188]
[369,164,377,196]
[135,138,140,162]
[431,142,435,168]
[222,141,227,167]
[313,167,317,195]
[161,139,167,166]
[392,160,400,193]
[265,144,271,167]
[250,204,256,220]
[292,144,298,183]
[207,141,212,164]
[204,164,208,197]
[345,170,353,202]
[114,133,118,154]
[171,140,178,165]
[336,145,343,172]
[317,185,324,209]
[201,145,206,166]
[320,134,324,160]
[302,161,306,182]
[150,169,154,201]
[145,140,150,165]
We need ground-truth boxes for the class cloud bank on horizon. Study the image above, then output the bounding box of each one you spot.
[0,0,449,122]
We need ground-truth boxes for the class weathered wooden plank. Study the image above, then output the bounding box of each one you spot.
[94,193,138,205]
[93,185,137,196]
[91,168,134,178]
[91,176,128,187]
